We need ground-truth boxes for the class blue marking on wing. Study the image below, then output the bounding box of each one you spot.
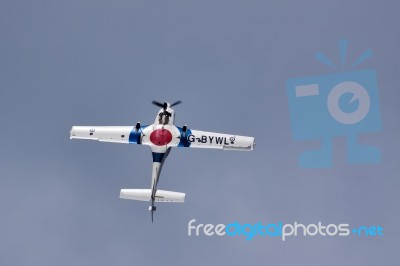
[129,125,148,144]
[176,127,192,147]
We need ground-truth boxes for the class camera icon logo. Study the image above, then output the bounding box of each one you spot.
[327,81,370,125]
[286,39,382,168]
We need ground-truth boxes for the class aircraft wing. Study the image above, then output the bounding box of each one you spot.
[70,126,255,150]
[70,126,136,144]
[181,129,255,151]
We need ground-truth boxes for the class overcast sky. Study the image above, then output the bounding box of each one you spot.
[1,0,399,265]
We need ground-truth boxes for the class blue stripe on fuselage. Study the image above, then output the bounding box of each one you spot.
[177,126,192,147]
[129,125,147,144]
[152,152,165,163]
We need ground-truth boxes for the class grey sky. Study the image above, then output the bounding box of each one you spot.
[0,0,399,265]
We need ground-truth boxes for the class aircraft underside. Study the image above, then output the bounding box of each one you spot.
[70,101,255,222]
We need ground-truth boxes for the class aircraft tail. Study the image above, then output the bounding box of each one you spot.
[120,189,185,203]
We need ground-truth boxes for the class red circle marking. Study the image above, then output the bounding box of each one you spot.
[149,129,173,146]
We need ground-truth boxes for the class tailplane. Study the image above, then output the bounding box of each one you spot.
[120,189,185,202]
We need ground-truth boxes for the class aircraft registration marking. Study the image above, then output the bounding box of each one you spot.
[187,134,235,145]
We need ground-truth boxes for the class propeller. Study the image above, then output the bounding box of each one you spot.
[152,100,167,110]
[170,100,182,107]
[152,100,182,109]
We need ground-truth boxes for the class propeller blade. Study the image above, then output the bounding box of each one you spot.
[152,101,164,108]
[170,100,182,107]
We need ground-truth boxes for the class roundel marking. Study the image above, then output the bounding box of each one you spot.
[150,128,173,146]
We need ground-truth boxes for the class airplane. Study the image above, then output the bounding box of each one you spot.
[70,100,255,222]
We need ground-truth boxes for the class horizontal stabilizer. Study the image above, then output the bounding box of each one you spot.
[120,189,185,203]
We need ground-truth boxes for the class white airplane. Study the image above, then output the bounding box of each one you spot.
[70,101,255,221]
